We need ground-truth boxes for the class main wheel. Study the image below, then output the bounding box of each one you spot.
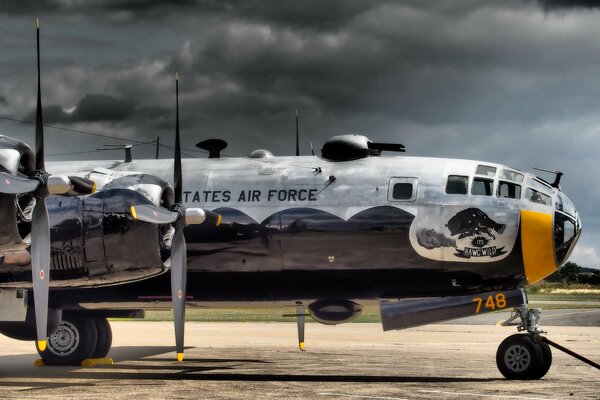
[91,317,112,359]
[37,313,98,366]
[496,334,545,380]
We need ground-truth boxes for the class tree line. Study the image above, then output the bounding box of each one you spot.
[546,262,600,284]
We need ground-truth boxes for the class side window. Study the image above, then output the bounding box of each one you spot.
[446,175,468,195]
[472,178,493,196]
[498,181,521,199]
[526,188,551,206]
[388,177,418,202]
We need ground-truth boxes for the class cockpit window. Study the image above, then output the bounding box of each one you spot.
[476,165,496,177]
[526,188,551,206]
[557,193,576,217]
[472,178,493,196]
[498,181,521,199]
[500,169,524,183]
[446,175,468,194]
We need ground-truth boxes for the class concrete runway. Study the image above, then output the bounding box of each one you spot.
[0,313,598,399]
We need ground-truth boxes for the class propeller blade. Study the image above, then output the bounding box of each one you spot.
[35,19,44,172]
[130,204,178,224]
[68,176,96,195]
[170,228,187,361]
[0,172,40,194]
[31,196,50,351]
[174,73,182,204]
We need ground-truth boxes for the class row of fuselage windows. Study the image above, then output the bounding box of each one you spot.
[445,175,552,205]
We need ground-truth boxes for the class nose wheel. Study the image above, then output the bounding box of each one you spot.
[496,334,552,380]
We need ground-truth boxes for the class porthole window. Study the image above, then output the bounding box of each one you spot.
[392,183,413,200]
[446,175,468,195]
[388,177,418,202]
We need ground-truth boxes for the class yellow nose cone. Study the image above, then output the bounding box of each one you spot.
[521,210,556,284]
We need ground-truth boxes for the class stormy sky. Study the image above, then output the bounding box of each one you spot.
[1,1,599,268]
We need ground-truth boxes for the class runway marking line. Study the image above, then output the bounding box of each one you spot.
[419,389,552,400]
[319,392,407,400]
[541,309,600,319]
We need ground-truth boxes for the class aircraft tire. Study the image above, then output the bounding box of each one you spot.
[496,334,545,380]
[37,313,98,366]
[91,317,112,359]
[533,340,552,379]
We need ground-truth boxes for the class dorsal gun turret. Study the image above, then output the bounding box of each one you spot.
[321,134,405,161]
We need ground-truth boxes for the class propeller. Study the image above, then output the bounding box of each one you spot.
[130,73,220,361]
[0,20,96,352]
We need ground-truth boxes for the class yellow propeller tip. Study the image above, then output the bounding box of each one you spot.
[130,205,137,220]
[91,182,97,194]
[216,214,222,226]
[177,352,184,362]
[176,72,179,81]
[37,340,47,352]
[36,19,40,29]
[299,342,305,351]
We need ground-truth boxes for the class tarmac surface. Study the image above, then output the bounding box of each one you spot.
[0,310,598,399]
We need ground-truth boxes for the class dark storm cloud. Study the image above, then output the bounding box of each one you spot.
[0,95,6,105]
[0,0,386,30]
[531,0,600,9]
[0,0,65,14]
[25,94,148,123]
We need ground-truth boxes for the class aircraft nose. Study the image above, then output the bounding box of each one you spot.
[520,191,581,284]
[554,193,581,266]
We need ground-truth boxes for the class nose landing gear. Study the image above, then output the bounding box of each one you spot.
[496,304,551,380]
[497,303,600,379]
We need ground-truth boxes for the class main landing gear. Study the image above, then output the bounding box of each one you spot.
[36,312,112,366]
[496,305,551,380]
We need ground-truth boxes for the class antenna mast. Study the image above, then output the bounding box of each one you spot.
[295,110,299,156]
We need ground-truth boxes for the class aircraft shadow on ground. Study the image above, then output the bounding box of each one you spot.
[0,346,498,390]
[0,346,501,385]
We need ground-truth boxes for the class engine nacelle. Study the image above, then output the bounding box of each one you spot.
[0,136,36,253]
[307,299,363,325]
[0,168,175,288]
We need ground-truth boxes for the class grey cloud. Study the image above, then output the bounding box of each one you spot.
[26,94,143,123]
[531,0,600,9]
[0,95,6,105]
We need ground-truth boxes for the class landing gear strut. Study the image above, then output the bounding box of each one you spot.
[496,304,551,380]
[37,312,113,365]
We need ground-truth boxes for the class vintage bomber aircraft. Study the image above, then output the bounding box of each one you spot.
[0,131,581,379]
[0,22,582,381]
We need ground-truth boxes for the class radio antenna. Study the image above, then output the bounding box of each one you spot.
[295,110,299,156]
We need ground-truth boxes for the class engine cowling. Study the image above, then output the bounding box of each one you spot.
[0,169,176,288]
[0,136,36,253]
